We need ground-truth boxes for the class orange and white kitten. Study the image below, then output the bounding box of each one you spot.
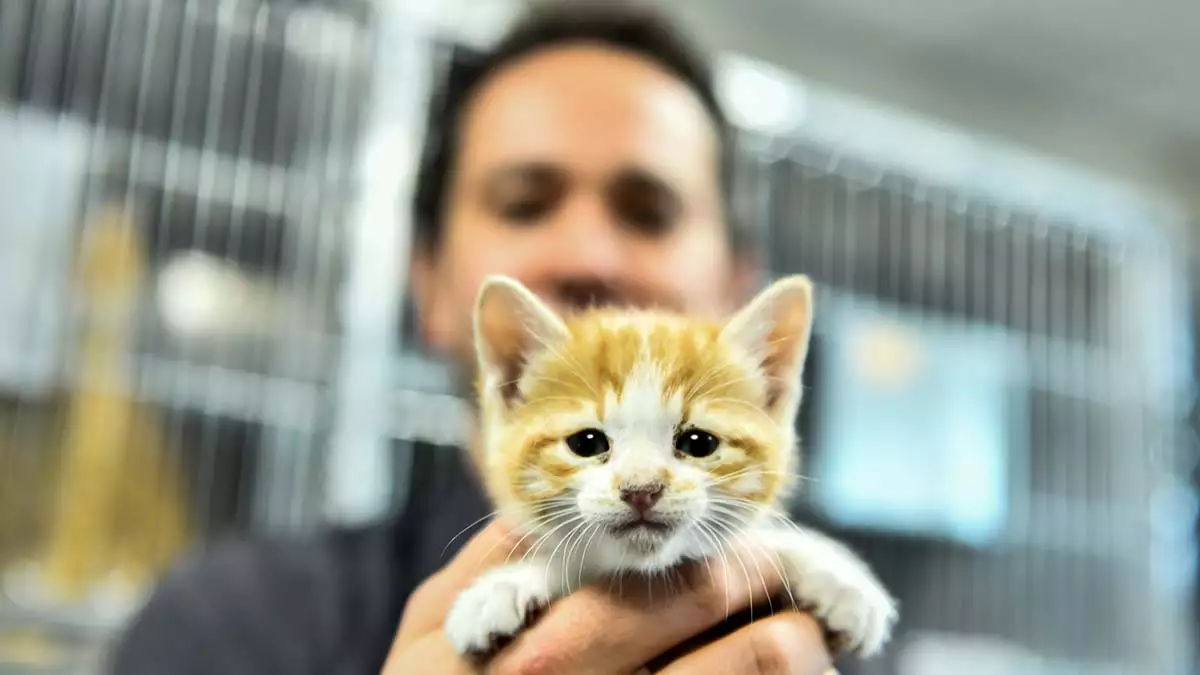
[445,274,897,659]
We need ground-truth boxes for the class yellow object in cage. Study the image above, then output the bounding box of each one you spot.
[36,205,192,604]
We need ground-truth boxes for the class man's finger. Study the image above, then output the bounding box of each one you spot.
[492,546,793,674]
[655,612,831,675]
[395,518,529,641]
[381,632,476,675]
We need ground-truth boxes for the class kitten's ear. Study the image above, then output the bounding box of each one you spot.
[474,275,568,406]
[720,275,814,420]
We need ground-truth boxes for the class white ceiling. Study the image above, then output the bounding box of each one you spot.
[667,0,1200,223]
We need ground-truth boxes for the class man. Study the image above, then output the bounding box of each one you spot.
[109,3,832,673]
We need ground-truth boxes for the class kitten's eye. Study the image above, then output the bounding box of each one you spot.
[674,428,720,458]
[566,428,610,458]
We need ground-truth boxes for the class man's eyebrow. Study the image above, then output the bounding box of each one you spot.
[476,162,682,195]
[481,161,564,185]
[609,165,681,194]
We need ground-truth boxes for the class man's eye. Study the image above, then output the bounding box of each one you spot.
[498,197,552,223]
[483,165,566,224]
[608,173,680,237]
[616,197,673,236]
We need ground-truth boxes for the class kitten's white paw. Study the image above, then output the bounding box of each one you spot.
[802,562,897,657]
[765,528,898,657]
[444,564,552,657]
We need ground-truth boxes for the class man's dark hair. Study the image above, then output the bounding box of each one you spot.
[411,0,742,252]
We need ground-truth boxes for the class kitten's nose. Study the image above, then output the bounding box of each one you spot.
[620,485,664,514]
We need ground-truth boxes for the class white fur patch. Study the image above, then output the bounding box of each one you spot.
[605,366,676,457]
[444,562,556,655]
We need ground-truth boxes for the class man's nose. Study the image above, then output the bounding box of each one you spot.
[620,484,664,514]
[542,195,626,286]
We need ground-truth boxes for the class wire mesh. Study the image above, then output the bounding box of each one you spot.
[0,0,376,670]
[727,130,1194,675]
[0,2,1194,675]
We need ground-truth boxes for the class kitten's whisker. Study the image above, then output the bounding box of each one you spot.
[549,516,585,569]
[576,524,603,591]
[698,518,748,622]
[522,514,582,558]
[708,501,790,533]
[709,514,797,615]
[534,508,584,524]
[615,548,629,598]
[684,364,735,401]
[663,566,682,601]
[692,521,733,620]
[760,332,807,351]
[440,511,499,558]
[706,467,815,490]
[709,499,804,533]
[495,375,523,391]
[705,466,763,483]
[699,396,778,427]
[508,318,595,396]
[563,522,595,592]
[521,394,589,408]
[687,368,751,401]
[704,517,774,620]
[501,524,564,567]
[535,337,599,398]
[519,504,579,529]
[473,518,561,572]
[709,494,786,511]
[524,375,585,396]
[512,512,585,566]
[546,520,589,591]
[725,531,757,624]
[690,365,779,394]
[710,508,808,556]
[689,369,794,403]
[725,513,798,609]
[753,540,801,613]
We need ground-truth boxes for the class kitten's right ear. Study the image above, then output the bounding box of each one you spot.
[721,274,814,421]
[474,275,568,406]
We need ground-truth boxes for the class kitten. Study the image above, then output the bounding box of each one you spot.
[445,274,897,660]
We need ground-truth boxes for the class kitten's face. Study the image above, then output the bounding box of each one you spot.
[473,276,813,569]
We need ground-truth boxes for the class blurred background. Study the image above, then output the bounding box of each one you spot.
[0,0,1195,674]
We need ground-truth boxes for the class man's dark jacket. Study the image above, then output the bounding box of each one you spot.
[107,444,489,675]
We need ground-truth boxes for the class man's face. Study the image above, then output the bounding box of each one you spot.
[411,44,753,373]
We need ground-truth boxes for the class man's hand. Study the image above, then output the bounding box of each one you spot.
[382,520,832,674]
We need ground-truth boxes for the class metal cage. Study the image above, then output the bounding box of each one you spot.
[0,0,385,670]
[727,131,1194,675]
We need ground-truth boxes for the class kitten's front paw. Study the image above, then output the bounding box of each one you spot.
[769,530,898,657]
[804,564,897,657]
[444,564,552,657]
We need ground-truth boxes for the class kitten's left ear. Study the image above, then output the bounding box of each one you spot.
[721,275,814,420]
[474,275,569,407]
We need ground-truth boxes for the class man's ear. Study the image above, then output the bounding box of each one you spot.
[408,248,443,349]
[474,275,568,407]
[720,275,814,421]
